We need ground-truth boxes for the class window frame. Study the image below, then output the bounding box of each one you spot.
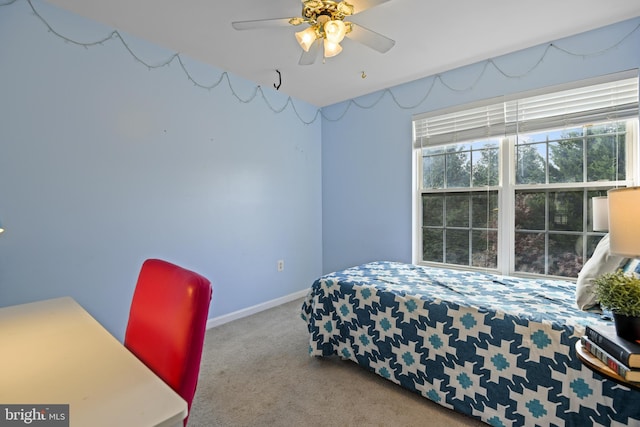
[412,72,639,278]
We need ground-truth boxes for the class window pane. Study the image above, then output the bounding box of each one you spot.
[586,234,605,259]
[524,128,571,143]
[514,232,545,274]
[446,149,471,187]
[446,230,469,265]
[472,192,498,228]
[423,228,443,262]
[549,191,583,231]
[472,230,497,268]
[422,194,443,226]
[549,139,583,183]
[516,142,546,184]
[423,154,445,189]
[472,145,499,187]
[515,192,545,230]
[548,234,582,276]
[446,194,469,227]
[586,122,626,182]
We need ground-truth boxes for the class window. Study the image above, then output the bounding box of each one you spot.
[420,140,500,269]
[413,72,639,278]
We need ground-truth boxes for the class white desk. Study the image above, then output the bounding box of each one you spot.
[0,297,187,427]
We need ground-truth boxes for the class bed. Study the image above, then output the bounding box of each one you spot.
[301,261,640,426]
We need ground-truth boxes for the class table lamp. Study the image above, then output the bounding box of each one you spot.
[602,187,640,341]
[592,196,609,231]
[608,187,640,257]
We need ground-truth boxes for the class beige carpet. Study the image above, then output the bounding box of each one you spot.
[188,298,487,427]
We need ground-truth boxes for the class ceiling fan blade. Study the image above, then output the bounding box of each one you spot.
[347,23,395,53]
[349,0,392,14]
[298,40,321,66]
[231,18,292,30]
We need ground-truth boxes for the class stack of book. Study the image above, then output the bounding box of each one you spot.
[581,325,640,382]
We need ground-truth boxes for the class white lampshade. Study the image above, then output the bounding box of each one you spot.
[323,39,342,57]
[324,20,346,43]
[608,187,640,257]
[592,196,609,231]
[295,27,317,52]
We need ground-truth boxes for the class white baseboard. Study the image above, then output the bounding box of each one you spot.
[206,289,308,329]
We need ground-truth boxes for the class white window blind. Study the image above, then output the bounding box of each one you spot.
[413,98,505,148]
[413,70,639,148]
[505,77,639,134]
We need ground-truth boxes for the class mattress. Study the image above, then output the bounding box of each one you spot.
[301,261,640,426]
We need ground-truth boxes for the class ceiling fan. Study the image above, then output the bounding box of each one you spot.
[232,0,395,65]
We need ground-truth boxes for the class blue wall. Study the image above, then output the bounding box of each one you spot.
[321,18,640,274]
[2,0,640,340]
[0,0,322,339]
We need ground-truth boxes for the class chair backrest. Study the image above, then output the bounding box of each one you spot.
[124,259,212,426]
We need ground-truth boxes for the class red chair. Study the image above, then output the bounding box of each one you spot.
[124,259,212,426]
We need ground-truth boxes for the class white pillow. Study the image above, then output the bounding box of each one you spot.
[576,234,626,310]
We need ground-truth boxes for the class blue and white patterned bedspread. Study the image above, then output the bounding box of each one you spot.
[301,261,640,426]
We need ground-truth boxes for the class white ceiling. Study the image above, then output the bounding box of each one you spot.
[43,0,640,107]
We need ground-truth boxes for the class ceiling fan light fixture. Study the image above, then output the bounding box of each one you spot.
[295,26,317,51]
[323,38,342,57]
[232,0,394,66]
[324,19,346,43]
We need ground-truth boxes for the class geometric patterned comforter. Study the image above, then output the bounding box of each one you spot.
[301,262,640,426]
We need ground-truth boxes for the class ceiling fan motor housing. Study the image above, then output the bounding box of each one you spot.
[302,0,353,24]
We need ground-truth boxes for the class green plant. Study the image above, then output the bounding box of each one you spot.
[594,270,640,317]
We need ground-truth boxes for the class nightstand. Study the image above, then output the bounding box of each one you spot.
[575,341,640,391]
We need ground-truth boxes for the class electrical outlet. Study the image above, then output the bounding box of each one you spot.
[277,259,285,272]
